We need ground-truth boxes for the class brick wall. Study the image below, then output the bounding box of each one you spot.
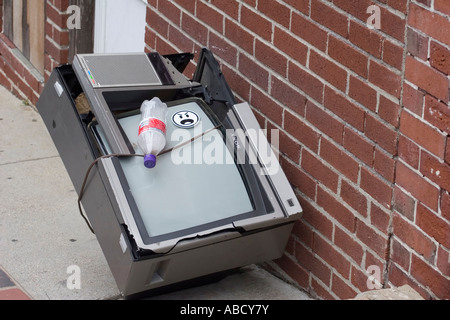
[44,0,71,81]
[1,0,448,300]
[393,0,450,300]
[145,0,449,300]
[0,0,70,105]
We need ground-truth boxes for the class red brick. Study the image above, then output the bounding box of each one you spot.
[182,13,208,45]
[301,200,333,241]
[436,247,450,276]
[271,76,307,116]
[424,95,450,134]
[409,3,450,47]
[430,41,450,76]
[320,138,359,183]
[335,226,364,264]
[393,212,436,261]
[284,111,320,152]
[350,265,371,293]
[225,19,253,54]
[349,76,377,112]
[291,12,328,52]
[274,255,310,289]
[343,127,375,166]
[391,238,411,271]
[442,190,450,221]
[309,50,347,93]
[302,150,340,193]
[211,0,239,20]
[417,203,450,248]
[173,0,195,13]
[222,65,251,102]
[365,114,398,155]
[306,101,345,145]
[196,1,224,33]
[446,137,450,166]
[420,150,450,191]
[273,27,308,66]
[239,53,269,91]
[373,148,396,182]
[241,6,272,42]
[379,6,406,42]
[280,157,316,198]
[157,0,181,26]
[311,278,335,300]
[405,55,449,102]
[369,60,402,99]
[396,161,440,211]
[328,36,368,78]
[371,203,391,234]
[284,0,309,15]
[385,0,408,14]
[311,0,349,38]
[356,218,389,260]
[407,28,429,61]
[324,87,366,132]
[46,2,68,29]
[154,36,175,56]
[144,28,156,51]
[278,131,301,163]
[147,7,169,37]
[168,26,194,53]
[389,263,431,299]
[209,33,237,67]
[393,186,416,221]
[258,0,290,29]
[349,20,382,58]
[255,39,288,77]
[332,0,372,23]
[288,62,324,103]
[400,110,447,159]
[313,233,351,279]
[294,241,331,285]
[435,0,450,15]
[333,274,358,300]
[317,187,356,232]
[0,33,15,49]
[360,167,393,209]
[379,95,401,127]
[0,288,31,300]
[402,82,424,116]
[383,40,404,71]
[341,180,368,217]
[251,87,283,126]
[411,254,450,299]
[292,217,314,248]
[398,135,420,169]
[44,38,68,64]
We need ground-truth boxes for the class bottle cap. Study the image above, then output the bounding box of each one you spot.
[144,154,157,169]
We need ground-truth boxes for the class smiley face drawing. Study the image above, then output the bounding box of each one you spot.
[172,111,201,129]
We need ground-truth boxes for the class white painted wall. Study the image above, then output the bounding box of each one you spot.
[94,0,147,53]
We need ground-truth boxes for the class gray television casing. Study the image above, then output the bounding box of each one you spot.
[36,50,302,297]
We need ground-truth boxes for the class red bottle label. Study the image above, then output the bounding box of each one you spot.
[138,118,167,136]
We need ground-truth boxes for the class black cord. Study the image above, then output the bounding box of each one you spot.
[78,154,144,234]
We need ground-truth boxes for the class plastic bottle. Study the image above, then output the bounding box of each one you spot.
[137,97,168,169]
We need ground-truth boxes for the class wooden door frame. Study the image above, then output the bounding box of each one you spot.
[68,0,95,63]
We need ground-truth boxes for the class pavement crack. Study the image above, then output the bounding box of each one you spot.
[0,156,60,167]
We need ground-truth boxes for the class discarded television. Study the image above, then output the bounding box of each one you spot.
[36,48,303,297]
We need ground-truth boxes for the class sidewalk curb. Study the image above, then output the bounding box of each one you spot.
[0,266,32,300]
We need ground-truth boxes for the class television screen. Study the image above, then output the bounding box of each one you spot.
[92,99,273,247]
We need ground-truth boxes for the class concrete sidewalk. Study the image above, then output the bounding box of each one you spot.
[0,85,312,301]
